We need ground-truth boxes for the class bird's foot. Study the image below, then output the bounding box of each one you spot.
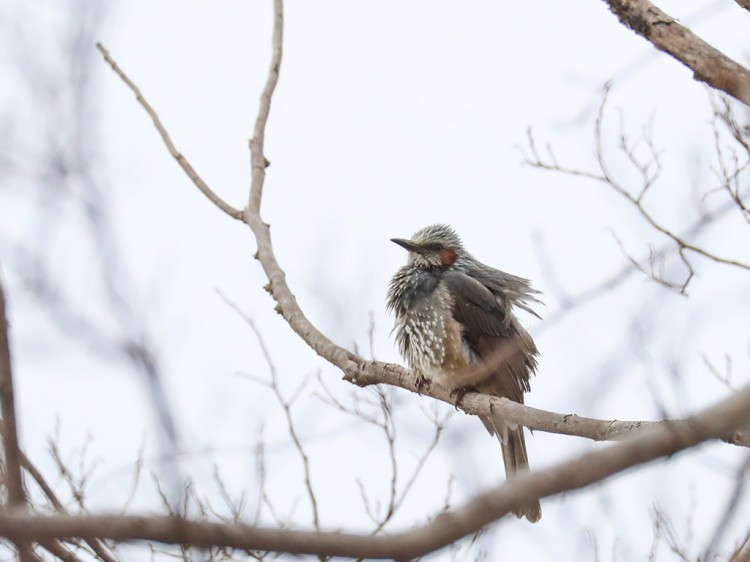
[449,386,474,410]
[415,375,431,395]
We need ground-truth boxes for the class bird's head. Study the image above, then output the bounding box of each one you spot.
[391,224,464,270]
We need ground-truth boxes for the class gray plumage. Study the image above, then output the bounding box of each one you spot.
[386,224,542,523]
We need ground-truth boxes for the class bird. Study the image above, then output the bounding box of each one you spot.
[386,224,542,523]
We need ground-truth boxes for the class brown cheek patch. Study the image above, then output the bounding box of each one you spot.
[440,249,458,267]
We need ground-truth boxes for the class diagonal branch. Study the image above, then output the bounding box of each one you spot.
[0,385,748,559]
[346,360,750,448]
[95,43,243,221]
[604,0,750,107]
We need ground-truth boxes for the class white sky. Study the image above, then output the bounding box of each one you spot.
[2,1,750,560]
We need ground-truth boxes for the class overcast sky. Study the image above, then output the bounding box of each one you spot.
[2,1,750,560]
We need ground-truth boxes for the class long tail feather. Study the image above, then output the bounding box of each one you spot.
[481,416,542,523]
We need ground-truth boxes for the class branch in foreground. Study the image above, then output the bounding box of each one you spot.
[604,0,750,107]
[0,385,748,559]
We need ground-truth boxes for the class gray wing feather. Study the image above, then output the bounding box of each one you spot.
[441,270,512,337]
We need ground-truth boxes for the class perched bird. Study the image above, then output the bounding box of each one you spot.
[386,224,542,522]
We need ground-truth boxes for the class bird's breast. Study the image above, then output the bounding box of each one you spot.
[394,283,471,385]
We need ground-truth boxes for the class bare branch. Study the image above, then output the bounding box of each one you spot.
[245,0,284,216]
[0,275,37,562]
[703,452,750,561]
[731,529,750,562]
[0,385,748,559]
[95,43,243,221]
[709,96,750,223]
[220,292,321,530]
[0,285,22,493]
[239,0,365,379]
[524,88,750,292]
[342,357,750,448]
[20,449,118,562]
[651,507,693,562]
[604,0,750,107]
[37,539,84,562]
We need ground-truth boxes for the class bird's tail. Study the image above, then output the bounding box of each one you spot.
[481,416,542,523]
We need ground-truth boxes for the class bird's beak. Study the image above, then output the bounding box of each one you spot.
[390,238,427,254]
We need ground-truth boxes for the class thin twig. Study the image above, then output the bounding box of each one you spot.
[20,448,118,562]
[37,539,84,562]
[219,292,321,530]
[525,87,750,291]
[95,43,243,221]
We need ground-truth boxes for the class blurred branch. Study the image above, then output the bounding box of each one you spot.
[731,529,750,562]
[0,385,749,559]
[0,275,37,561]
[650,507,693,562]
[604,0,750,107]
[20,449,118,562]
[95,44,243,221]
[703,452,750,561]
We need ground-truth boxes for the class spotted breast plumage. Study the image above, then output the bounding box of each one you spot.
[386,224,542,522]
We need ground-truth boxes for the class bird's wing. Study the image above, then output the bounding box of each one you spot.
[467,265,543,318]
[441,270,513,337]
[442,270,536,402]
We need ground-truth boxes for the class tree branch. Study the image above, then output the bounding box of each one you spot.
[604,0,750,107]
[0,278,24,502]
[0,275,37,562]
[19,449,117,562]
[524,89,750,294]
[344,360,750,448]
[95,43,244,221]
[239,0,364,377]
[0,385,748,559]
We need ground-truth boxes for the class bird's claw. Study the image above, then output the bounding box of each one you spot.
[450,386,473,410]
[415,376,431,395]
